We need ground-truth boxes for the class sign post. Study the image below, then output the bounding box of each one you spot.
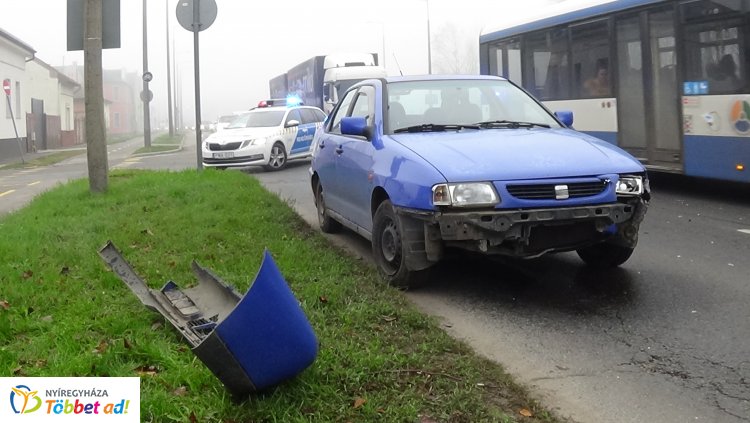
[176,0,217,170]
[4,79,25,164]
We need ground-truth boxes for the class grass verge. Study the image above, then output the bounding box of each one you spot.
[0,150,84,170]
[0,170,566,423]
[152,133,183,145]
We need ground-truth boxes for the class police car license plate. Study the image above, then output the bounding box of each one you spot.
[213,152,234,159]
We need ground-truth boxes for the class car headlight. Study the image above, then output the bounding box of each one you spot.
[432,182,499,207]
[616,175,644,196]
[240,139,254,148]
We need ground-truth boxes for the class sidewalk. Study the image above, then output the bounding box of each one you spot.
[0,146,85,167]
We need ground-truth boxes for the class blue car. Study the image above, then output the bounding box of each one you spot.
[310,75,650,288]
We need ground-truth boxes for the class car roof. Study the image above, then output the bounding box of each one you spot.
[383,74,508,83]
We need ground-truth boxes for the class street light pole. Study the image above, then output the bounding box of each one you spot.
[426,0,432,74]
[166,0,174,136]
[142,0,152,147]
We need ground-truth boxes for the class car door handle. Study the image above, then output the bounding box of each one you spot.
[318,141,325,149]
[335,147,344,155]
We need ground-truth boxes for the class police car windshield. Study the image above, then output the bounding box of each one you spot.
[227,110,285,128]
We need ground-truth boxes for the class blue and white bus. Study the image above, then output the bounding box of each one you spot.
[479,0,750,183]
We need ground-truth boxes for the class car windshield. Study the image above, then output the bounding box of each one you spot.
[218,115,235,123]
[386,79,562,134]
[226,110,285,129]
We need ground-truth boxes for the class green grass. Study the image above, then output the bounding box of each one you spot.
[133,145,180,155]
[152,133,183,145]
[0,170,566,423]
[0,150,84,169]
[107,133,139,144]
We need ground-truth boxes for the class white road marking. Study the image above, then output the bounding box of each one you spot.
[27,181,41,186]
[0,189,16,197]
[738,229,750,235]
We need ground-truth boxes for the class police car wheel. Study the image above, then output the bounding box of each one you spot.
[265,142,288,171]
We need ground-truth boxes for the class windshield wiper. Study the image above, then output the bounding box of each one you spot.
[475,120,550,129]
[393,123,479,133]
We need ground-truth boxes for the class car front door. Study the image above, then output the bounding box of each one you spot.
[335,85,379,232]
[313,89,357,219]
[290,108,318,156]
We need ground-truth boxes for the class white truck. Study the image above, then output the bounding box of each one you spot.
[269,53,387,114]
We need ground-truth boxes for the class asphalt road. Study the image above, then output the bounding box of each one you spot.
[2,140,748,423]
[251,163,750,423]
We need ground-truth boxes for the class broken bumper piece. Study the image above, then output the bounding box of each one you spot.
[98,241,318,398]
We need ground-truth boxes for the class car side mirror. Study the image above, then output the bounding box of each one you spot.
[285,119,300,128]
[554,110,574,127]
[341,116,371,139]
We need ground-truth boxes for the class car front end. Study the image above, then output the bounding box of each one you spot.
[202,130,274,168]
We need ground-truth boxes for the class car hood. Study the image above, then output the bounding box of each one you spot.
[206,127,278,143]
[388,128,645,181]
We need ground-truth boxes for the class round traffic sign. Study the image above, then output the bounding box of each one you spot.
[176,0,217,32]
[3,79,10,96]
[140,89,154,102]
[142,72,153,82]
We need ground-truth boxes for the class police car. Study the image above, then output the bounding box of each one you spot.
[202,99,326,171]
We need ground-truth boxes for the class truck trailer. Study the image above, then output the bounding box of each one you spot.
[269,53,387,113]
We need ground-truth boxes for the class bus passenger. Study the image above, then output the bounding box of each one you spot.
[584,63,610,97]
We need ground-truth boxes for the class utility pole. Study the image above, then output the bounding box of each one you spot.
[192,0,202,169]
[166,0,174,136]
[84,0,108,192]
[142,0,152,147]
[426,0,432,74]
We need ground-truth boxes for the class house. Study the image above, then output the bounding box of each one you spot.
[0,27,34,160]
[26,58,80,149]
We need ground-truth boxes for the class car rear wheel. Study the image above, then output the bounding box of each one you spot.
[576,238,635,268]
[265,142,287,171]
[315,182,341,233]
[372,200,430,289]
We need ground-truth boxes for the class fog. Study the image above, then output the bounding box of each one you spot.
[2,0,603,126]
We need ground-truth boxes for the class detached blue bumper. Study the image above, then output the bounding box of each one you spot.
[99,241,318,398]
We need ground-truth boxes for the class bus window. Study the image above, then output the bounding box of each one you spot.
[571,21,612,98]
[489,44,504,77]
[683,18,745,94]
[523,28,570,100]
[507,40,523,85]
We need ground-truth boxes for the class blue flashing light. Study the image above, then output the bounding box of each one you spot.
[286,95,303,107]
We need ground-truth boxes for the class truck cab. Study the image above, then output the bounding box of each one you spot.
[321,53,387,114]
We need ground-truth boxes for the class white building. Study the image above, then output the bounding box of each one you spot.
[26,58,80,149]
[0,27,34,160]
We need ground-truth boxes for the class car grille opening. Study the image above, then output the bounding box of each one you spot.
[507,181,606,200]
[209,142,242,151]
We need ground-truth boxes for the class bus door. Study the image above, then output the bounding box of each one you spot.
[616,8,682,172]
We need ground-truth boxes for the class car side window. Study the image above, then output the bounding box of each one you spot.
[285,109,301,126]
[329,89,358,134]
[314,109,326,122]
[300,108,322,124]
[350,86,375,126]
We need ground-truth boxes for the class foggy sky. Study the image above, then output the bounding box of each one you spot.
[3,0,599,126]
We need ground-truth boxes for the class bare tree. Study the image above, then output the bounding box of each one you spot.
[431,23,478,75]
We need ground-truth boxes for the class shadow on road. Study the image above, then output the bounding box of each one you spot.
[650,172,750,206]
[413,252,638,316]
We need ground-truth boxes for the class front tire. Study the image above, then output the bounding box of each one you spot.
[265,142,288,171]
[576,239,635,268]
[372,200,429,289]
[315,182,341,233]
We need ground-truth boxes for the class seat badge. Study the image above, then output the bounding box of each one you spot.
[554,184,569,200]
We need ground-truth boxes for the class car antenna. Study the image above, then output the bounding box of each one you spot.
[392,53,404,76]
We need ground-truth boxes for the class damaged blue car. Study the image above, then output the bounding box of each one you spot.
[310,75,649,288]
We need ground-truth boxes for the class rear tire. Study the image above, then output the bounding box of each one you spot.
[372,200,430,289]
[576,239,635,268]
[315,182,341,233]
[265,142,288,171]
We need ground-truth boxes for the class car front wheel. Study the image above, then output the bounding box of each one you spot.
[315,182,341,233]
[576,238,635,268]
[265,142,287,171]
[372,200,429,289]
